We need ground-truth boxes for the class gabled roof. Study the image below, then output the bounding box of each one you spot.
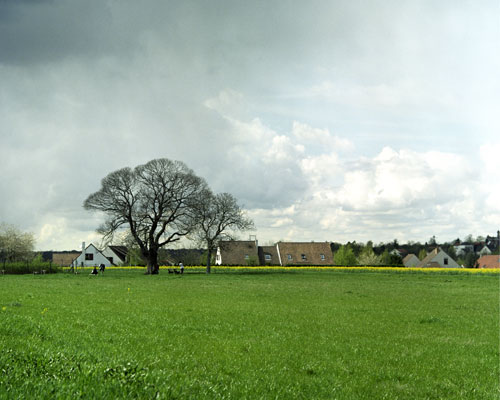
[417,248,440,268]
[218,240,259,265]
[108,245,128,262]
[71,243,110,266]
[276,241,333,265]
[403,254,419,267]
[416,247,459,268]
[476,255,500,269]
[258,245,280,265]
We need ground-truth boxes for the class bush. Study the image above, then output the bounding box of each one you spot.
[0,260,61,274]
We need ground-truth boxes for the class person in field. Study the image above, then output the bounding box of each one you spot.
[90,266,98,275]
[179,262,184,274]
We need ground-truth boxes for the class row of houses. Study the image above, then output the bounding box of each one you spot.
[47,237,500,269]
[452,231,500,256]
[216,240,334,266]
[216,239,499,269]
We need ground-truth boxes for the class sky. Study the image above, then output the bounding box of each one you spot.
[1,0,499,250]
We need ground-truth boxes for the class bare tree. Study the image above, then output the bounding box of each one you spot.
[84,158,207,274]
[191,190,254,273]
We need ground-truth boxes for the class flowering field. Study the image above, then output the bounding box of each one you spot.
[66,265,500,275]
[1,269,498,399]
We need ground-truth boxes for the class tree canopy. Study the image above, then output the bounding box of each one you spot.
[84,158,208,274]
[333,244,357,266]
[191,190,254,273]
[0,223,35,263]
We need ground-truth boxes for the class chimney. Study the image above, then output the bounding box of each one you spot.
[82,242,85,255]
[249,234,257,247]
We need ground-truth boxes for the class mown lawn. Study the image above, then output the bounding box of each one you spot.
[0,270,498,399]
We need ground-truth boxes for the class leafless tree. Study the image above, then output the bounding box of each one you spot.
[84,158,207,274]
[191,190,254,273]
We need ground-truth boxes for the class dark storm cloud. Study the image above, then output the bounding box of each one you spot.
[0,1,119,65]
[0,0,498,248]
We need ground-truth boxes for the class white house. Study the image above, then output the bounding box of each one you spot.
[416,247,460,268]
[71,243,113,268]
[477,245,492,256]
[453,244,474,256]
[403,254,420,267]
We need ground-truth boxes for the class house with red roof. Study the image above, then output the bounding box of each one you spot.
[476,255,500,269]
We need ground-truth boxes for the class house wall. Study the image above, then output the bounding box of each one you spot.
[426,250,460,268]
[215,247,222,265]
[72,244,113,268]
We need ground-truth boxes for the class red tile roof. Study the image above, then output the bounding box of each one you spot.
[476,255,500,269]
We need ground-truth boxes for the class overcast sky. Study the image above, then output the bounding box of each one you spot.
[1,0,498,250]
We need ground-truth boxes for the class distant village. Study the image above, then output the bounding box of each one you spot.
[42,231,500,269]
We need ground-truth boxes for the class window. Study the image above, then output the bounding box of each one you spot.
[85,253,93,261]
[444,258,448,265]
[320,254,325,261]
[244,254,249,259]
[301,254,306,261]
[265,254,271,261]
[287,254,292,260]
[107,257,113,263]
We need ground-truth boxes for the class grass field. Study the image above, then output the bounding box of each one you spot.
[1,269,498,399]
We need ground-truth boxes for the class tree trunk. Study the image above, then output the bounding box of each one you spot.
[206,248,212,274]
[145,247,160,275]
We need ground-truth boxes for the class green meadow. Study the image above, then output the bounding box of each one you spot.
[0,270,498,399]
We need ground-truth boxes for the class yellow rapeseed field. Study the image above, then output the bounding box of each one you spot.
[63,265,499,274]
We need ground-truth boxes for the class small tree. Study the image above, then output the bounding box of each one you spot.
[191,190,254,273]
[380,249,403,266]
[0,223,35,264]
[464,251,479,268]
[334,244,357,266]
[418,249,427,260]
[358,244,381,266]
